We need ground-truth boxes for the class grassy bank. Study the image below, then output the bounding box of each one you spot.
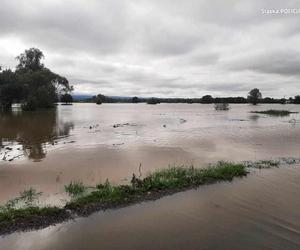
[0,161,274,235]
[251,110,298,116]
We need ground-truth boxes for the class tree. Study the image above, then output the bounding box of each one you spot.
[61,93,73,104]
[279,98,286,104]
[16,48,44,72]
[94,94,106,104]
[201,95,214,104]
[147,98,160,105]
[132,96,139,103]
[248,88,262,105]
[0,48,73,111]
[294,95,300,104]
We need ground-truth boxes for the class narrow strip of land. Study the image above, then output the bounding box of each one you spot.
[0,159,298,236]
[250,110,298,116]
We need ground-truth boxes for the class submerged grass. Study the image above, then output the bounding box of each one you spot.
[64,181,85,197]
[251,110,298,116]
[244,160,280,169]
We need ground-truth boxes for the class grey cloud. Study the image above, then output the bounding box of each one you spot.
[1,0,300,98]
[228,50,300,76]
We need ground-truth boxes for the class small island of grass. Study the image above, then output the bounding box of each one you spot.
[250,110,298,116]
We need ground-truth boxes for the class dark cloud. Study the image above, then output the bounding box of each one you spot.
[0,0,300,97]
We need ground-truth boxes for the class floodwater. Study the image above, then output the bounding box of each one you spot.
[1,166,300,249]
[1,103,300,249]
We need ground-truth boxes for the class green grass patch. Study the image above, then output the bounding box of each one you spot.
[0,206,61,222]
[251,110,298,116]
[65,181,85,197]
[67,162,247,208]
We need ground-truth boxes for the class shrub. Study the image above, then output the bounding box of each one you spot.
[214,103,230,111]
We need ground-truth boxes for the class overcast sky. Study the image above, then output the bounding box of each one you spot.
[1,0,300,98]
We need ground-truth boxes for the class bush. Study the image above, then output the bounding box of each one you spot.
[214,103,230,111]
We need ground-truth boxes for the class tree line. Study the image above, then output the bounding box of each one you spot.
[84,88,300,105]
[0,48,73,111]
[1,49,300,110]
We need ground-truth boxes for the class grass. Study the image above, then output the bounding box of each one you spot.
[67,162,247,208]
[0,160,286,234]
[251,110,298,116]
[64,181,85,197]
[0,188,42,211]
[0,206,61,222]
[0,188,62,231]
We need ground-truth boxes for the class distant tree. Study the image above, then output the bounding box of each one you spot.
[201,95,214,104]
[132,96,139,103]
[279,98,286,104]
[147,98,160,105]
[94,94,106,104]
[294,95,300,104]
[61,93,73,104]
[248,88,262,105]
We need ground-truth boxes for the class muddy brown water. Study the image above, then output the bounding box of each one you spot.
[1,167,300,249]
[1,103,300,249]
[1,103,300,204]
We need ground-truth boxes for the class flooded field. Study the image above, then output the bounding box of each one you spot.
[1,103,300,204]
[1,103,300,249]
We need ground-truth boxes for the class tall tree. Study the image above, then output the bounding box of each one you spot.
[16,48,44,72]
[248,88,262,105]
[0,48,73,111]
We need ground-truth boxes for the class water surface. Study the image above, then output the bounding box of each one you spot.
[1,166,300,250]
[0,103,300,204]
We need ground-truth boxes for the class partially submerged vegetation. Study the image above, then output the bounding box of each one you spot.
[0,48,73,111]
[0,162,247,235]
[0,188,69,235]
[0,159,297,235]
[64,181,85,197]
[67,162,246,210]
[243,160,280,169]
[214,103,230,111]
[251,110,298,116]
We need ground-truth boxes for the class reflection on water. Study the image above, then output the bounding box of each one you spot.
[0,110,74,162]
[0,103,300,205]
[1,104,300,249]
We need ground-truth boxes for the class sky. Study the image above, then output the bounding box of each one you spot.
[0,0,300,98]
